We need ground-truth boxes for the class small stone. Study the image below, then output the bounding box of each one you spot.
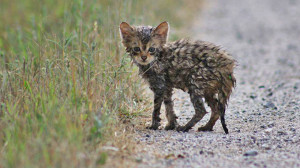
[264,101,277,109]
[277,131,287,136]
[267,92,273,97]
[250,94,257,99]
[244,150,258,156]
[145,134,150,138]
[259,85,265,88]
[262,144,271,150]
[135,157,143,163]
[250,136,257,143]
[292,137,299,143]
[165,154,175,159]
[177,154,185,158]
[267,121,275,128]
[207,151,214,156]
[265,128,273,133]
[260,125,266,129]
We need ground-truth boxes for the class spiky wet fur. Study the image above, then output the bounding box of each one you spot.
[120,22,236,134]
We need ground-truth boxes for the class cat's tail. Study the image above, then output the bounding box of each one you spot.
[218,71,236,134]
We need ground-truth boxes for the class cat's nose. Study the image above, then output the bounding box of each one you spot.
[141,56,147,61]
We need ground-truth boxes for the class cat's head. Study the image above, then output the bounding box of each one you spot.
[119,21,169,65]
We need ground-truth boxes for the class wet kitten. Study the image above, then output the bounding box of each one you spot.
[119,21,236,134]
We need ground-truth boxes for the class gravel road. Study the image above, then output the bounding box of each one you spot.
[134,0,300,167]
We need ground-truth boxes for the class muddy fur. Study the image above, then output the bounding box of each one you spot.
[119,22,236,134]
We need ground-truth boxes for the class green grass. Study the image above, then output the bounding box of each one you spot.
[0,0,202,167]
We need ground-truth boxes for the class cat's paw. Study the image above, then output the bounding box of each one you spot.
[164,124,176,130]
[146,126,158,130]
[146,123,160,130]
[198,126,213,132]
[176,126,190,132]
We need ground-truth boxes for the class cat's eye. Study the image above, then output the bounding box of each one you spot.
[133,47,140,52]
[148,47,155,52]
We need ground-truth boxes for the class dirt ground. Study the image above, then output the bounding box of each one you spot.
[133,0,300,167]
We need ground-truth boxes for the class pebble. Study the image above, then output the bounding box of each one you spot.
[262,144,271,150]
[264,101,277,109]
[199,150,214,156]
[260,125,266,129]
[267,92,273,97]
[244,150,258,156]
[178,138,184,142]
[264,128,273,133]
[267,121,275,128]
[250,94,257,99]
[135,157,143,163]
[277,131,287,136]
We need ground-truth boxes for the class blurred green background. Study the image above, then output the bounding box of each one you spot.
[0,0,202,167]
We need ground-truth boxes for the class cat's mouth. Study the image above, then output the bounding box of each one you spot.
[134,56,155,65]
[137,60,152,65]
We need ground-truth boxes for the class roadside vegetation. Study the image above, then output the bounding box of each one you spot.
[0,0,202,167]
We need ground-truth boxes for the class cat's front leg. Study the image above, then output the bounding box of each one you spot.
[163,89,178,130]
[146,90,164,130]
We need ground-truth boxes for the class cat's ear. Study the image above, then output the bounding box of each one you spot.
[152,21,169,43]
[119,22,134,40]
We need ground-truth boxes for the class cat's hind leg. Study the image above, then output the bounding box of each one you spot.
[176,90,207,132]
[198,96,219,132]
